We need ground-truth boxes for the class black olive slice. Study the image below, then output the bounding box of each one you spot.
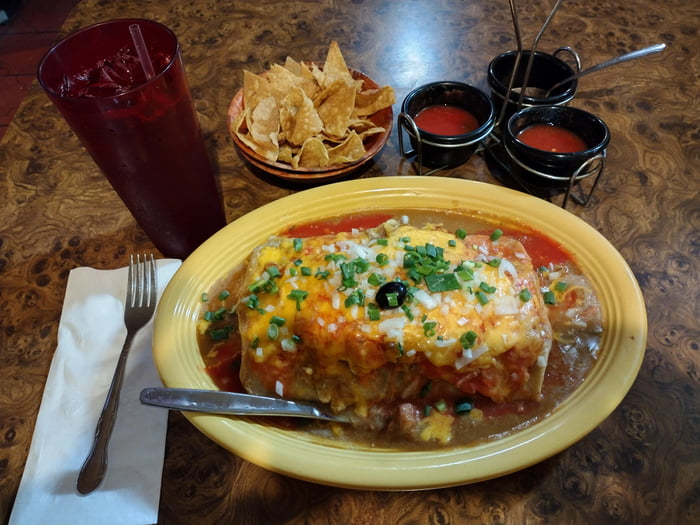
[375,281,408,309]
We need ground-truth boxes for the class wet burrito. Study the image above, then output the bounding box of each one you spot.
[236,219,553,439]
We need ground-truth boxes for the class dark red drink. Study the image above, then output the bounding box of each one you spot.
[37,19,226,259]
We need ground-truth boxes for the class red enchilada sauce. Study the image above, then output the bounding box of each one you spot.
[517,123,587,153]
[198,211,601,448]
[414,104,479,136]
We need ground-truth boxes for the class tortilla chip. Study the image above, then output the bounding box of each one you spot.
[354,86,396,116]
[280,87,324,146]
[328,131,366,164]
[317,78,357,138]
[247,96,279,161]
[322,40,353,87]
[294,137,330,168]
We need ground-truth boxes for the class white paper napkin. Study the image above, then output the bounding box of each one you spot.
[10,259,181,525]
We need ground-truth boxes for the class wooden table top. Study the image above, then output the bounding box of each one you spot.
[1,0,698,523]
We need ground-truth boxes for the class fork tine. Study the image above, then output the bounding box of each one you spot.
[127,254,136,308]
[147,253,156,308]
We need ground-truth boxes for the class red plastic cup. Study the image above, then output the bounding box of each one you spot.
[37,18,226,259]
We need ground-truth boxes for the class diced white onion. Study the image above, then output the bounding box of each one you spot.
[378,317,406,341]
[275,380,284,397]
[413,289,438,309]
[498,258,518,280]
[493,295,520,316]
[281,338,297,352]
[454,344,489,369]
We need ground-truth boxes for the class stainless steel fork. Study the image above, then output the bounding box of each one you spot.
[77,254,157,495]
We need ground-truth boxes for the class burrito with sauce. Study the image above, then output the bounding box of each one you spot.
[236,219,552,433]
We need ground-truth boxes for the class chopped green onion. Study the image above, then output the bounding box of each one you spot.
[455,399,473,414]
[425,273,461,292]
[455,228,467,239]
[456,268,474,282]
[434,399,448,412]
[266,266,281,278]
[293,259,303,267]
[209,327,231,341]
[246,294,259,310]
[401,236,411,243]
[490,228,503,241]
[423,321,437,337]
[376,253,389,266]
[368,273,386,286]
[543,291,556,304]
[203,311,214,322]
[401,304,414,321]
[293,238,303,252]
[200,292,209,302]
[267,323,279,340]
[460,330,478,349]
[384,292,399,307]
[287,289,309,310]
[270,316,286,327]
[519,289,532,302]
[250,336,259,348]
[487,258,501,267]
[448,239,457,247]
[344,289,365,308]
[218,290,230,301]
[475,291,489,305]
[555,281,568,292]
[376,238,388,246]
[315,269,330,279]
[351,258,368,274]
[338,262,358,290]
[324,253,347,263]
[367,303,381,321]
[213,307,227,321]
[289,267,297,277]
[479,282,497,294]
[301,266,312,276]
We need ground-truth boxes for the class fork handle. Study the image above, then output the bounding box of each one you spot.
[76,331,135,494]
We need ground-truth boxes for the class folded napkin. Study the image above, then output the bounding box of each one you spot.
[10,259,181,525]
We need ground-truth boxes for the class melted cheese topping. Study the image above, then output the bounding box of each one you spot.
[237,222,552,406]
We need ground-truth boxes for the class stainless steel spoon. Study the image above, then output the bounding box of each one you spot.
[140,387,348,422]
[543,42,666,97]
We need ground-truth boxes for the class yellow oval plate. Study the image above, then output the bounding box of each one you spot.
[152,177,646,490]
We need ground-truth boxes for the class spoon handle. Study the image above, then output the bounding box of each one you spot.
[545,43,666,96]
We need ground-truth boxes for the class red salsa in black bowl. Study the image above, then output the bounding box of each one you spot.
[503,105,610,189]
[399,81,495,169]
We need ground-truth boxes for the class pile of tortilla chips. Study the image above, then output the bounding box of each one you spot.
[231,41,395,169]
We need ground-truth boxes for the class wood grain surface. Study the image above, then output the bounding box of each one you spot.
[1,0,698,524]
